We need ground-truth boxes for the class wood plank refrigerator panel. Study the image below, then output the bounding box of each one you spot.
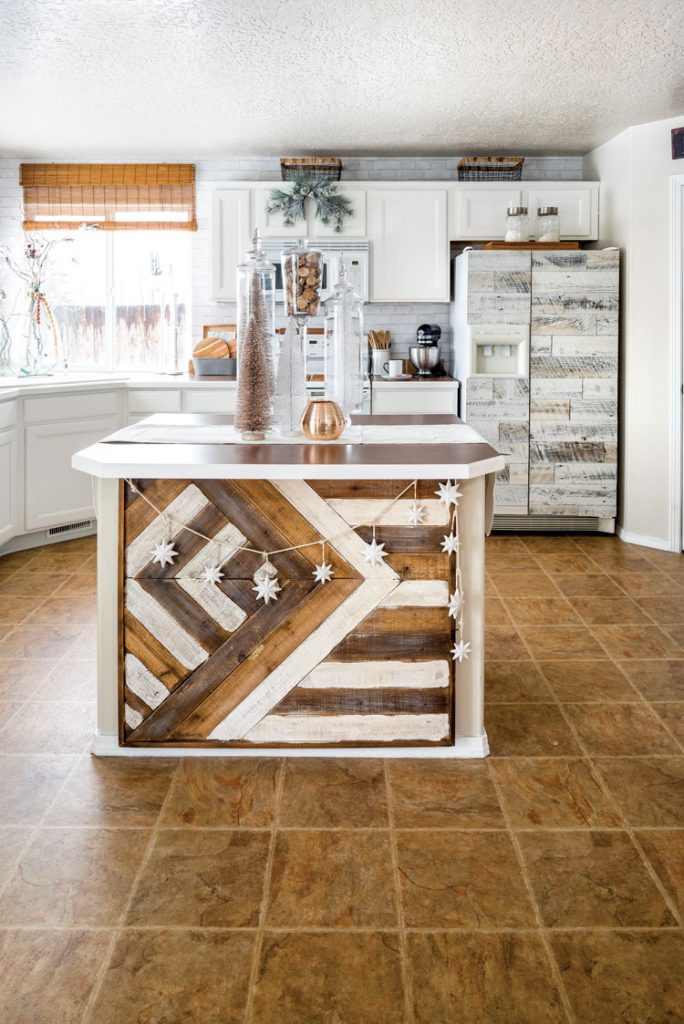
[461,250,531,514]
[528,250,619,516]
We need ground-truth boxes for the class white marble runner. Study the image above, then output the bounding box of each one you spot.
[103,422,486,446]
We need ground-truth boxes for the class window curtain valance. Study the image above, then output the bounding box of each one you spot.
[20,163,197,231]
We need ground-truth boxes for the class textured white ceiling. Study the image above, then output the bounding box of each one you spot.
[2,0,683,157]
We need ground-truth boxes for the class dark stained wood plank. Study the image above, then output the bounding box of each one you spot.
[232,479,359,577]
[217,578,262,616]
[196,480,314,578]
[136,579,231,652]
[386,552,451,580]
[136,499,230,580]
[309,480,440,500]
[355,606,451,635]
[123,609,191,692]
[273,686,449,716]
[172,578,362,740]
[355,525,446,552]
[327,632,451,662]
[123,686,150,721]
[124,479,189,543]
[126,579,321,742]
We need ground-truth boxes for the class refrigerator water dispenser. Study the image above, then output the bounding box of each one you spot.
[471,325,529,376]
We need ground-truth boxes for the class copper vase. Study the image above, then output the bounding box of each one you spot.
[300,398,346,440]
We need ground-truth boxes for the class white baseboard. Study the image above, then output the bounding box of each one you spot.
[90,731,490,759]
[617,526,679,552]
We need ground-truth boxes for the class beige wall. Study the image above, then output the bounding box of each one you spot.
[585,114,684,549]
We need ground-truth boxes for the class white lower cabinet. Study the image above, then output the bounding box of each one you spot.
[372,383,459,416]
[183,389,237,413]
[0,427,19,546]
[25,415,119,531]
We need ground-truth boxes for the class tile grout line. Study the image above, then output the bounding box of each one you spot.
[0,741,93,905]
[243,757,285,1024]
[486,759,578,1024]
[78,757,183,1024]
[383,760,415,1024]
[519,543,684,930]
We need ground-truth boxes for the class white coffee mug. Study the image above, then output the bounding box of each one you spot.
[383,359,404,378]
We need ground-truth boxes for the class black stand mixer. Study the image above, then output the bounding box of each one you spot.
[409,323,442,376]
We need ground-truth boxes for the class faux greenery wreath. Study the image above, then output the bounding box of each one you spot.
[267,172,354,233]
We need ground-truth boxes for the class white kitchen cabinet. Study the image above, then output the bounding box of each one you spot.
[25,416,119,531]
[0,426,19,547]
[371,381,459,416]
[183,388,237,413]
[448,187,522,242]
[526,186,597,239]
[309,188,367,238]
[251,188,301,238]
[127,389,182,420]
[210,188,251,300]
[448,182,599,241]
[367,188,448,302]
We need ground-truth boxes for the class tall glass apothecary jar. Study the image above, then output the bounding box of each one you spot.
[273,239,324,436]
[323,260,365,422]
[234,229,277,439]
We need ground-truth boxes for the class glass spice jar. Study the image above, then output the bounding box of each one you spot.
[504,205,530,243]
[536,206,561,242]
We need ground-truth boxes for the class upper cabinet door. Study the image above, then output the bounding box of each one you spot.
[368,188,448,302]
[309,188,367,238]
[525,186,598,240]
[449,187,522,240]
[251,188,302,237]
[210,189,251,301]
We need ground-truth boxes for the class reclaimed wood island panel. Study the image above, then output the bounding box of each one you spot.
[73,414,504,758]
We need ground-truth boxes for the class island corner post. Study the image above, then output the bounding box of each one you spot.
[74,414,503,758]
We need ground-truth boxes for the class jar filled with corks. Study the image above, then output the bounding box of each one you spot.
[281,239,324,321]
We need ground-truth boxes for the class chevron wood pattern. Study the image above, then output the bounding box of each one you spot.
[120,478,455,748]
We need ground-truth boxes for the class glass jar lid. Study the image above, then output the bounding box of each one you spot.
[506,205,528,216]
[239,228,275,272]
[537,206,559,216]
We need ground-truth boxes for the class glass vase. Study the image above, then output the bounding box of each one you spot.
[273,316,308,436]
[281,239,323,323]
[234,230,277,439]
[21,288,59,376]
[323,259,365,422]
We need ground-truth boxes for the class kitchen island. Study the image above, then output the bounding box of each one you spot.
[73,414,503,758]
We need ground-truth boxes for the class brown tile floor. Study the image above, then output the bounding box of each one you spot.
[0,533,682,1023]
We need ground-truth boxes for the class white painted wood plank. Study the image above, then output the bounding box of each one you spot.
[208,577,399,740]
[243,713,450,743]
[177,576,247,632]
[328,498,449,527]
[178,522,247,578]
[299,660,450,689]
[124,652,170,709]
[272,480,399,580]
[126,484,209,577]
[379,580,449,608]
[126,578,208,670]
[124,704,143,730]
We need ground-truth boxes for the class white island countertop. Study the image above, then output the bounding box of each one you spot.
[72,413,505,482]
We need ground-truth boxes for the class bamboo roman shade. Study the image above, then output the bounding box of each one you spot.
[20,163,197,231]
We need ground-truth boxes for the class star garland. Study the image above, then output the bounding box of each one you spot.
[135,476,467,659]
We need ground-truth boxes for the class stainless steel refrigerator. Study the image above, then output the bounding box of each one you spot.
[450,248,619,531]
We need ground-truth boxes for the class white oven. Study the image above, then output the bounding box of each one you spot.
[262,238,369,304]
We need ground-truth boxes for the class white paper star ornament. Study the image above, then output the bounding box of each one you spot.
[151,539,178,568]
[448,589,463,619]
[441,532,459,555]
[202,564,224,587]
[435,480,463,507]
[406,501,426,527]
[253,575,282,605]
[451,639,472,663]
[313,561,334,585]
[363,538,388,567]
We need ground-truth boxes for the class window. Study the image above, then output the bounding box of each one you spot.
[48,229,191,372]
[18,162,196,372]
